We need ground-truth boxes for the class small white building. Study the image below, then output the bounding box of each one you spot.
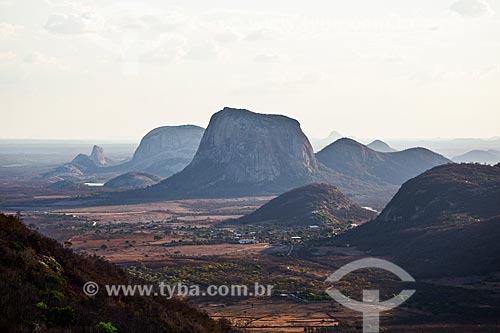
[239,239,257,244]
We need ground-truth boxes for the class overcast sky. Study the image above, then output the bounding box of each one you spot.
[1,0,499,141]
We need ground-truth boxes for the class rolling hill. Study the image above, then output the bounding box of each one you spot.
[104,172,163,190]
[334,163,500,278]
[235,183,376,227]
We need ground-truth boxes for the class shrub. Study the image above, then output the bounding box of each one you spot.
[35,301,48,311]
[51,290,64,302]
[8,240,25,252]
[96,321,118,333]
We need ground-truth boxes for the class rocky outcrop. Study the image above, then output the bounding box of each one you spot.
[236,183,376,227]
[45,163,84,180]
[311,131,343,151]
[142,107,322,198]
[71,154,96,171]
[126,125,205,177]
[46,126,204,181]
[43,145,112,180]
[71,145,111,170]
[90,145,108,166]
[104,172,162,190]
[98,109,398,209]
[39,109,399,209]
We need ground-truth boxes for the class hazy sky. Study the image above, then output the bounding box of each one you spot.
[1,0,499,141]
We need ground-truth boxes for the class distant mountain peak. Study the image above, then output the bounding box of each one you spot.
[327,130,342,139]
[70,145,110,169]
[367,139,397,153]
[332,137,367,147]
[90,145,108,166]
[310,131,343,151]
[316,138,451,185]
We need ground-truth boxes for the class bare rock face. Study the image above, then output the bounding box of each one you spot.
[146,107,320,197]
[44,145,111,180]
[190,108,319,182]
[90,145,108,166]
[71,154,97,171]
[70,145,110,170]
[128,125,205,177]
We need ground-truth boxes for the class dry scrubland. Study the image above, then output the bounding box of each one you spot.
[11,195,500,333]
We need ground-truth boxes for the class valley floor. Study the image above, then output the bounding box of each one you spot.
[6,197,500,332]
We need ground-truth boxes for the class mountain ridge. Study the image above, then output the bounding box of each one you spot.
[453,149,500,164]
[333,163,500,278]
[316,138,452,185]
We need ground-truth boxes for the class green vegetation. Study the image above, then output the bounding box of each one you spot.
[129,258,329,301]
[96,321,118,333]
[0,214,231,332]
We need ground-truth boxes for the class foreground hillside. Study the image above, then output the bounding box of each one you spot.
[0,214,230,332]
[335,163,500,278]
